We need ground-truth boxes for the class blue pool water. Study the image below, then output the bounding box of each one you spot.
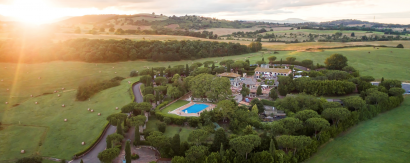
[182,104,209,113]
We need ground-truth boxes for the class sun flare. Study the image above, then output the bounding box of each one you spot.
[0,0,60,24]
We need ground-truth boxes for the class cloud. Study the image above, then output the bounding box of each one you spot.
[1,0,410,24]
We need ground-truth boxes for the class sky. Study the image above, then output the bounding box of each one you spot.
[0,0,409,24]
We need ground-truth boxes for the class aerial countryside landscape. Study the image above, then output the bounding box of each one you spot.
[0,0,409,163]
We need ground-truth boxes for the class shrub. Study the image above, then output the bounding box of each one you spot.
[261,99,275,106]
[130,70,139,77]
[397,44,404,48]
[164,117,172,124]
[76,77,123,101]
[157,122,166,133]
[188,117,200,127]
[16,156,42,163]
[131,153,140,160]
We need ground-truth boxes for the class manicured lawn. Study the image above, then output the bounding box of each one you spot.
[145,116,194,142]
[304,97,410,163]
[0,77,140,160]
[160,100,190,113]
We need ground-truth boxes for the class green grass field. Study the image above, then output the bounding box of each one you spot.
[265,29,385,35]
[305,97,410,163]
[145,116,194,142]
[1,44,410,161]
[0,77,140,161]
[160,100,190,113]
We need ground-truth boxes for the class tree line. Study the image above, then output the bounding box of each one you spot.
[0,39,262,63]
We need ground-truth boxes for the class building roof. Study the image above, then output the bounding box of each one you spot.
[217,72,241,78]
[255,67,292,74]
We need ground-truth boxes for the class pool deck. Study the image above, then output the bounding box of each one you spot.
[169,101,216,117]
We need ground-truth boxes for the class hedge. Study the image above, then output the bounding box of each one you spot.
[155,111,187,125]
[261,99,275,106]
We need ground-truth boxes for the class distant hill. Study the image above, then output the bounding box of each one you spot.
[247,18,313,24]
[57,14,118,25]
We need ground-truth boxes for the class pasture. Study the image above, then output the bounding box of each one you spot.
[0,77,140,161]
[1,44,410,161]
[304,96,410,163]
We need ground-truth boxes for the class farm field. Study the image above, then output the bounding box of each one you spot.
[265,29,385,35]
[1,45,410,161]
[304,96,410,163]
[1,46,410,107]
[0,77,140,161]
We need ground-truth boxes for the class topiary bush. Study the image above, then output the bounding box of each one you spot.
[130,70,139,77]
[164,117,172,124]
[131,153,139,160]
[157,122,166,133]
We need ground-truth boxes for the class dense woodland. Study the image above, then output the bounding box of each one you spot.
[0,39,261,63]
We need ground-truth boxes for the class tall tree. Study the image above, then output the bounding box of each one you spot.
[134,126,140,146]
[268,56,277,65]
[98,148,120,163]
[342,96,366,111]
[117,120,123,135]
[106,133,124,148]
[186,64,190,76]
[269,139,276,162]
[216,100,236,122]
[256,86,262,96]
[322,107,351,126]
[146,131,170,152]
[269,88,278,100]
[306,118,330,140]
[229,135,261,159]
[188,129,209,146]
[185,145,208,162]
[293,110,321,121]
[324,54,348,70]
[125,141,131,163]
[240,84,250,98]
[172,134,181,156]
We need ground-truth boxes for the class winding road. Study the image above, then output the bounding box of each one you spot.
[71,83,143,163]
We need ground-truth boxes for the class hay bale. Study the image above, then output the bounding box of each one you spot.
[6,88,9,91]
[99,71,101,73]
[91,109,94,112]
[30,95,33,97]
[58,94,60,97]
[115,72,117,74]
[112,67,114,68]
[5,102,8,104]
[38,77,41,79]
[54,90,57,93]
[81,142,85,145]
[98,113,101,116]
[115,107,119,110]
[64,119,67,122]
[1,79,3,82]
[62,104,65,107]
[20,150,25,154]
[35,102,38,104]
[62,88,65,90]
[87,108,90,111]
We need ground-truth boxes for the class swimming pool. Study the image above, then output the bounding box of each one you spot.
[182,104,209,113]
